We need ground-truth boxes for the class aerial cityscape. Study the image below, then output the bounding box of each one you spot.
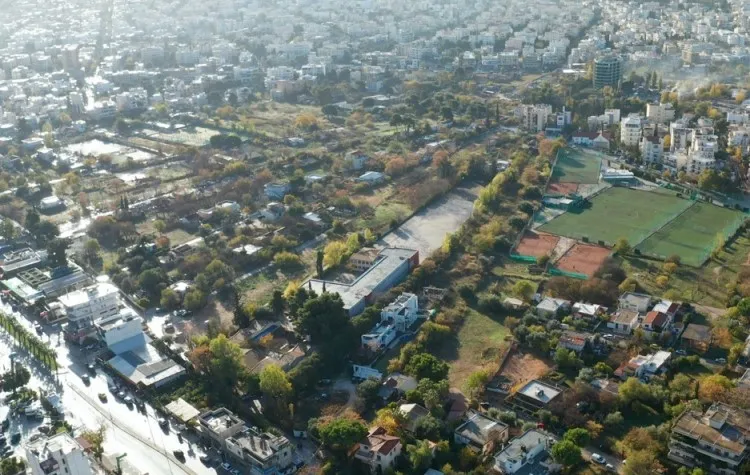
[0,0,749,474]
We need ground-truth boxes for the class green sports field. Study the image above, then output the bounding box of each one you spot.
[551,147,603,184]
[539,187,693,246]
[636,202,745,266]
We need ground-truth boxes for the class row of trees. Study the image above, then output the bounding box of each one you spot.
[0,312,57,371]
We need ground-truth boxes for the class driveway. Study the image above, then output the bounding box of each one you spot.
[333,378,357,412]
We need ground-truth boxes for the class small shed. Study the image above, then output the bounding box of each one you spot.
[165,398,201,423]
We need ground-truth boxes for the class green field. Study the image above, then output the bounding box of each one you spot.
[637,202,746,266]
[539,187,692,246]
[551,147,604,184]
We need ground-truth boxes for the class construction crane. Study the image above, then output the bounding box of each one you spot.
[94,0,114,66]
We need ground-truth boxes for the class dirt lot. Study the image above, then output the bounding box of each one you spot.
[515,232,560,258]
[547,182,578,196]
[502,352,552,390]
[555,242,611,277]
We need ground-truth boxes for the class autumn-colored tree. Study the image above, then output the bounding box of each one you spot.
[712,327,733,349]
[698,374,734,402]
[385,156,407,177]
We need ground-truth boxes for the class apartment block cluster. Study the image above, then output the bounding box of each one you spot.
[514,104,573,134]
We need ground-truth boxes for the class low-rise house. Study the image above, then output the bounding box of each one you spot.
[607,309,639,334]
[680,323,712,353]
[224,426,294,474]
[508,380,562,413]
[381,292,420,332]
[668,403,750,475]
[558,330,592,353]
[346,150,369,170]
[571,131,611,149]
[399,403,430,433]
[260,202,285,221]
[493,429,560,475]
[354,427,402,474]
[357,171,386,184]
[361,322,397,352]
[615,350,671,381]
[536,297,570,317]
[198,408,246,449]
[652,299,680,319]
[619,292,652,313]
[642,310,672,337]
[454,411,509,453]
[572,302,606,320]
[264,182,290,200]
[378,373,418,401]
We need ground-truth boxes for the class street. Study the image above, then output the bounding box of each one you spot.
[0,298,216,475]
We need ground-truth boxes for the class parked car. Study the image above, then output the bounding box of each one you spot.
[81,374,90,385]
[173,450,185,461]
[220,463,232,471]
[591,453,606,464]
[158,416,169,429]
[98,393,108,403]
[10,432,21,444]
[606,463,615,471]
[87,363,96,374]
[33,322,43,335]
[715,358,727,364]
[199,455,211,465]
[123,396,134,407]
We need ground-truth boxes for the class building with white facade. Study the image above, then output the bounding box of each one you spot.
[381,293,419,332]
[516,104,552,132]
[646,103,675,124]
[640,131,664,164]
[620,115,643,147]
[493,429,559,474]
[224,426,294,475]
[354,427,402,474]
[25,433,92,475]
[61,282,119,343]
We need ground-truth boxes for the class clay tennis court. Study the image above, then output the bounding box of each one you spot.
[555,242,610,277]
[546,182,578,196]
[515,232,560,258]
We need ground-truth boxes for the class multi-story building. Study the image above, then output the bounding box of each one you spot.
[198,408,246,449]
[593,56,622,89]
[25,433,92,475]
[669,403,750,475]
[381,293,419,332]
[493,429,559,474]
[60,282,119,343]
[225,426,294,475]
[646,103,675,124]
[516,104,552,132]
[620,115,643,147]
[640,131,664,164]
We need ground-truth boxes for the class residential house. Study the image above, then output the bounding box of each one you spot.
[25,432,92,475]
[224,426,294,474]
[642,310,672,337]
[618,292,652,313]
[572,302,606,320]
[349,248,381,272]
[381,293,420,332]
[652,299,680,319]
[558,330,592,353]
[378,373,418,401]
[399,403,430,433]
[354,427,402,474]
[668,403,750,475]
[453,411,509,453]
[346,150,369,170]
[493,429,560,475]
[361,322,397,352]
[263,182,290,200]
[571,131,611,150]
[198,408,246,449]
[680,324,712,353]
[536,297,570,317]
[508,380,562,413]
[615,351,671,381]
[357,171,386,185]
[607,309,639,334]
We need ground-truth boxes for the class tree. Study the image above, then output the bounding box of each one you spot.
[550,440,582,467]
[405,353,449,382]
[297,293,352,358]
[34,221,60,246]
[159,288,181,310]
[465,369,490,401]
[604,411,624,429]
[407,439,434,472]
[698,374,733,402]
[259,364,292,401]
[0,220,16,240]
[512,280,535,302]
[271,290,284,317]
[317,417,367,452]
[613,237,631,255]
[414,415,443,441]
[356,379,381,410]
[83,238,101,264]
[46,238,70,268]
[323,240,348,267]
[233,292,252,329]
[183,289,207,311]
[563,427,591,447]
[208,334,246,400]
[153,219,166,234]
[554,347,580,369]
[80,425,106,461]
[622,449,660,475]
[316,248,324,277]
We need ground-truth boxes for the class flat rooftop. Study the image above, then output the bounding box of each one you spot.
[59,282,119,308]
[199,408,243,433]
[517,380,562,405]
[495,429,556,471]
[306,247,417,311]
[673,403,750,455]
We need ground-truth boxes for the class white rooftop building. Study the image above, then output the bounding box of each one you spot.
[25,432,92,475]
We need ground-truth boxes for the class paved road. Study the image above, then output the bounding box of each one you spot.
[583,446,623,473]
[0,299,215,475]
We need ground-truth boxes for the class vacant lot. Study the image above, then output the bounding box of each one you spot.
[550,147,603,184]
[502,352,552,389]
[539,187,692,246]
[444,309,510,388]
[637,202,745,266]
[379,183,481,258]
[555,242,610,277]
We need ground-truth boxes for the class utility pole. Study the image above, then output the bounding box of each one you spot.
[115,453,127,475]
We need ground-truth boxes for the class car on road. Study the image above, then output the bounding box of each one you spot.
[199,455,212,465]
[33,322,43,335]
[220,463,232,471]
[173,309,191,319]
[591,453,606,464]
[606,463,615,471]
[715,358,727,364]
[158,416,169,429]
[675,349,687,355]
[87,363,96,374]
[10,432,20,444]
[81,374,90,385]
[173,450,185,461]
[123,395,133,406]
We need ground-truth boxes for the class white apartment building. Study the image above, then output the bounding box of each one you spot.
[646,102,675,124]
[60,282,119,343]
[225,426,294,475]
[620,115,643,147]
[25,433,92,475]
[96,309,144,350]
[516,104,552,132]
[727,110,749,125]
[670,121,690,151]
[640,133,664,164]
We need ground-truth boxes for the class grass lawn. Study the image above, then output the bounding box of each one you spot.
[550,147,603,184]
[636,202,745,266]
[358,201,411,232]
[441,308,511,388]
[620,230,750,307]
[539,187,692,247]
